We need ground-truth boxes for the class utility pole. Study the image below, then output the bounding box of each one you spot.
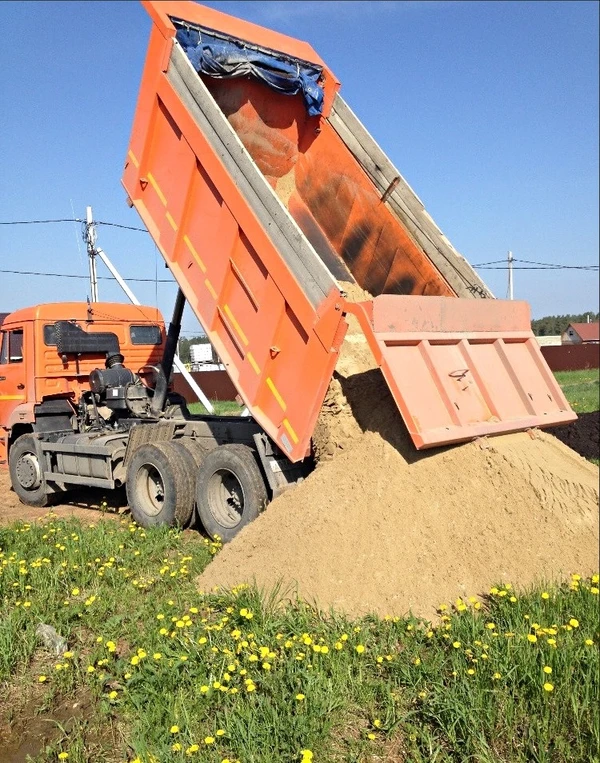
[85,206,99,302]
[507,250,514,300]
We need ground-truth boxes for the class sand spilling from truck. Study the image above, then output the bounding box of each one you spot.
[198,285,599,619]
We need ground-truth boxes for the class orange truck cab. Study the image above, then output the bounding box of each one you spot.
[0,302,165,467]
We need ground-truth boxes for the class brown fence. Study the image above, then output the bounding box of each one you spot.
[172,370,238,403]
[541,344,600,372]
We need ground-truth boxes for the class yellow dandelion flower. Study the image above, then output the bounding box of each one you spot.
[356,644,365,654]
[170,726,180,734]
[585,639,594,646]
[367,733,376,740]
[452,641,461,649]
[38,675,47,682]
[541,592,550,600]
[295,694,305,701]
[492,672,502,680]
[527,634,537,643]
[172,743,182,751]
[569,618,579,628]
[58,754,69,761]
[543,682,554,692]
[204,737,215,745]
[543,666,552,674]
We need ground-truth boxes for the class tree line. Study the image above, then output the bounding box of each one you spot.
[531,313,599,337]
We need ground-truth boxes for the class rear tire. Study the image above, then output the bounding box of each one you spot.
[195,444,268,543]
[126,441,195,528]
[176,438,206,469]
[9,434,51,508]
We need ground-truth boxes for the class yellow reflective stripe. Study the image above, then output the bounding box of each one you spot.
[282,418,299,444]
[205,279,217,299]
[183,235,206,273]
[127,149,140,168]
[165,211,178,231]
[224,305,249,347]
[246,352,261,375]
[0,395,25,401]
[147,172,167,206]
[266,377,286,412]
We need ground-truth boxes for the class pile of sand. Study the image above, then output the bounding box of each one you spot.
[198,286,599,619]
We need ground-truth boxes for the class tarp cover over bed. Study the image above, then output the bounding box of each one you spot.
[174,22,324,116]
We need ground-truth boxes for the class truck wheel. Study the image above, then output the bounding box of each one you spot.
[176,438,206,469]
[9,434,51,508]
[195,444,268,543]
[126,441,195,528]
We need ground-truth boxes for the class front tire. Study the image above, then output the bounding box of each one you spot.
[126,441,196,528]
[195,444,268,543]
[9,434,51,508]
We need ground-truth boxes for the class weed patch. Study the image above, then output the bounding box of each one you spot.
[0,517,598,762]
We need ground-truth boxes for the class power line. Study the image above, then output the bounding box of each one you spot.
[475,265,598,271]
[0,218,148,233]
[96,220,148,233]
[0,268,173,283]
[0,218,83,225]
[473,257,598,270]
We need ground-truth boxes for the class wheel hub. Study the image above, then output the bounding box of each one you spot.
[208,469,245,528]
[16,453,41,490]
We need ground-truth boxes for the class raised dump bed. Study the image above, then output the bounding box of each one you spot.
[123,0,575,460]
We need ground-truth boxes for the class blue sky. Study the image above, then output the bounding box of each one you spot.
[0,0,597,333]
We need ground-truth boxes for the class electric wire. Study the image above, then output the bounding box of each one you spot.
[0,269,173,283]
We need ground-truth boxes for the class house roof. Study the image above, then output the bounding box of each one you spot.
[567,323,600,341]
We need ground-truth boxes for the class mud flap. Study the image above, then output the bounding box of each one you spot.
[345,296,576,449]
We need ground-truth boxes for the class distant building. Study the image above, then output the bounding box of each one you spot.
[561,322,600,345]
[535,335,561,347]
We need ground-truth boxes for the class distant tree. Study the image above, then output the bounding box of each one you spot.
[531,313,599,336]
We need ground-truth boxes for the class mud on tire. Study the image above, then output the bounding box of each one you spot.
[126,441,196,528]
[195,443,268,543]
[9,434,52,508]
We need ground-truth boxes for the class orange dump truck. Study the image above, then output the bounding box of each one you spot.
[124,0,574,457]
[0,0,575,540]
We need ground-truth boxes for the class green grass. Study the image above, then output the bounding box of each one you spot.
[187,401,243,416]
[554,368,600,414]
[1,517,598,763]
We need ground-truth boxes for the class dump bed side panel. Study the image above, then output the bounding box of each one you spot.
[123,28,346,461]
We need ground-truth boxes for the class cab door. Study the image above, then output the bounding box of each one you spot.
[0,325,28,432]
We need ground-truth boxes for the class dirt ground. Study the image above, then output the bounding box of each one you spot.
[0,471,126,526]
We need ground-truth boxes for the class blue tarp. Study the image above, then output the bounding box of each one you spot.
[174,24,324,117]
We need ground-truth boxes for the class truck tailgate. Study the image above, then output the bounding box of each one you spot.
[347,296,576,448]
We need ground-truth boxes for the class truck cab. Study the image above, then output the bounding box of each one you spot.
[0,302,165,467]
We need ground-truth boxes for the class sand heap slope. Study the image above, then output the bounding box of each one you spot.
[198,288,599,619]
